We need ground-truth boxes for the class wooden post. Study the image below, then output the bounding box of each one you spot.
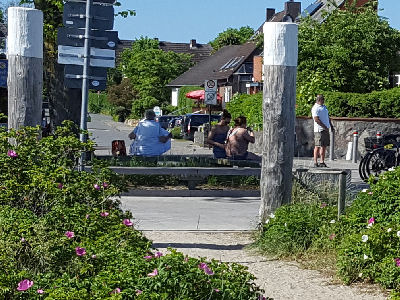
[7,7,43,130]
[337,171,347,218]
[259,22,298,224]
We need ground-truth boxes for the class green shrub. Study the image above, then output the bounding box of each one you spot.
[170,126,182,139]
[0,123,124,214]
[256,202,337,257]
[88,92,113,115]
[0,203,267,299]
[337,223,400,288]
[227,86,400,119]
[297,87,400,118]
[343,167,400,231]
[0,124,268,299]
[177,86,202,115]
[226,93,262,128]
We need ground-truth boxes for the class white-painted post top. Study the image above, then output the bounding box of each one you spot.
[7,7,43,59]
[263,22,298,67]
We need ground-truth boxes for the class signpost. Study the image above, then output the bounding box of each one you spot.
[204,79,217,106]
[57,0,117,170]
[204,79,217,132]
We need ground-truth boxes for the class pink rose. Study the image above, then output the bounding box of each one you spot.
[7,150,18,158]
[148,269,158,277]
[64,231,74,239]
[123,219,133,226]
[17,279,33,291]
[75,247,86,256]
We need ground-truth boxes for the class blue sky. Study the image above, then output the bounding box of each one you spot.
[115,0,398,43]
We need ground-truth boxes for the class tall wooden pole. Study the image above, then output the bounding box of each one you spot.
[259,22,298,224]
[7,7,43,130]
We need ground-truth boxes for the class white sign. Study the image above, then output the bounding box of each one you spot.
[205,80,217,92]
[57,45,115,68]
[153,106,161,116]
[204,91,217,106]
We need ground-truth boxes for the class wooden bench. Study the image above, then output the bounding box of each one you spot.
[107,166,261,190]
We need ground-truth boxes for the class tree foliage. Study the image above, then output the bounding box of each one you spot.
[298,6,400,94]
[209,26,255,51]
[118,37,193,118]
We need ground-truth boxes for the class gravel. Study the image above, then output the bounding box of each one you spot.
[145,231,387,300]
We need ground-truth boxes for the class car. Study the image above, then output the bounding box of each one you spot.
[168,116,183,129]
[155,115,178,129]
[181,114,221,140]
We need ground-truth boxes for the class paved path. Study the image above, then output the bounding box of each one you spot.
[122,196,260,231]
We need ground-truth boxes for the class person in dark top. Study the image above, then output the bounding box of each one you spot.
[207,110,231,159]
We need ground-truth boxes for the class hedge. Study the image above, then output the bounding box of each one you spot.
[225,88,400,121]
[323,88,400,118]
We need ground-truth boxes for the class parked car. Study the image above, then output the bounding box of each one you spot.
[155,115,177,129]
[181,114,221,140]
[168,116,183,129]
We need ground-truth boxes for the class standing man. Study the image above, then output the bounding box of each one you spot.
[311,94,334,167]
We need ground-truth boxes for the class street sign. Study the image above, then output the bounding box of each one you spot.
[63,1,114,30]
[153,106,161,116]
[0,60,7,87]
[204,79,218,105]
[204,91,217,105]
[205,79,217,92]
[58,45,115,68]
[57,27,118,50]
[64,65,107,90]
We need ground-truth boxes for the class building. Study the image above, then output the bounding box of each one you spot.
[167,42,261,107]
[116,38,213,64]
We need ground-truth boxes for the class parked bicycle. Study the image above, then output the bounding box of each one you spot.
[359,134,400,182]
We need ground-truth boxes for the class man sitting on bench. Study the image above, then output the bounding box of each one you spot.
[128,110,172,156]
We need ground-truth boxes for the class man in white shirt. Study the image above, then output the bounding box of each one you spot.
[311,94,334,167]
[128,110,172,156]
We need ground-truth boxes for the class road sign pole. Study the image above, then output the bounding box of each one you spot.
[79,0,93,171]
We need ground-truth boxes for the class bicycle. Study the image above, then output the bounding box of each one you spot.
[359,135,400,182]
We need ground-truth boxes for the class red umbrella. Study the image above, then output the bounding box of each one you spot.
[185,89,222,101]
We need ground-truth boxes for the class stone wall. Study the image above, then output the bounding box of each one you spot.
[248,117,400,158]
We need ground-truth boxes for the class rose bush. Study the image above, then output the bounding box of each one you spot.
[256,166,400,297]
[0,123,268,299]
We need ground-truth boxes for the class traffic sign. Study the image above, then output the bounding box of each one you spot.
[63,1,114,30]
[153,106,161,116]
[204,91,217,106]
[58,45,115,68]
[57,28,118,50]
[64,65,107,90]
[205,79,217,92]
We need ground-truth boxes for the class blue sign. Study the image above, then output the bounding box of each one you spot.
[0,60,7,88]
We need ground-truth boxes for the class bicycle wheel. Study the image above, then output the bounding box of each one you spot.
[365,148,396,180]
[359,152,371,182]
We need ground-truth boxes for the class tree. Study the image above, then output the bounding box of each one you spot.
[297,6,400,94]
[209,26,254,51]
[118,37,193,118]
